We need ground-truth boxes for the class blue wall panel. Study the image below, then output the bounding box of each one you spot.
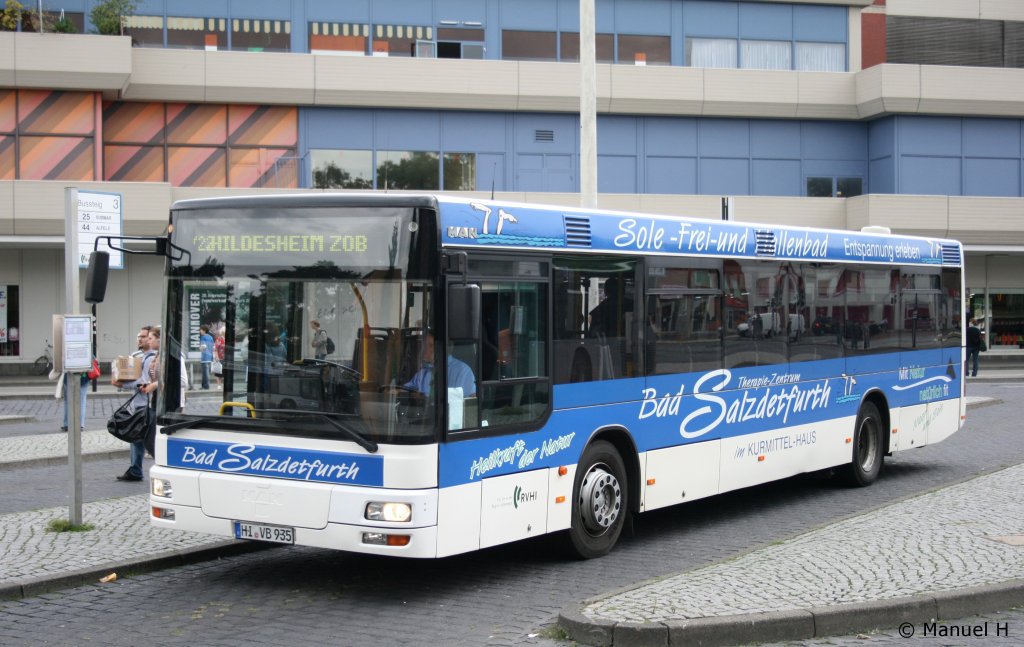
[738,2,792,40]
[699,119,749,157]
[370,0,433,25]
[304,109,375,149]
[964,159,1021,197]
[870,157,895,194]
[556,0,616,32]
[901,157,961,195]
[598,117,638,155]
[615,0,673,34]
[802,122,867,160]
[752,159,800,196]
[228,0,289,19]
[700,158,749,195]
[476,153,506,192]
[501,0,558,30]
[899,117,962,157]
[436,0,487,25]
[442,113,507,152]
[645,118,698,157]
[307,1,370,22]
[374,112,441,151]
[793,4,846,42]
[167,1,229,17]
[963,119,1021,158]
[750,121,800,159]
[647,157,698,194]
[514,115,576,154]
[599,155,638,193]
[683,1,738,37]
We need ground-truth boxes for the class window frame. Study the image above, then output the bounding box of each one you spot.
[445,252,553,442]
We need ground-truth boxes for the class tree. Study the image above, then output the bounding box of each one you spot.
[376,153,439,190]
[89,0,136,36]
[0,1,25,32]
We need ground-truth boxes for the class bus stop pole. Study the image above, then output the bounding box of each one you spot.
[65,187,83,526]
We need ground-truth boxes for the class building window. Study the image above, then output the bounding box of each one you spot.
[231,19,291,52]
[443,153,476,191]
[502,30,556,61]
[437,28,485,59]
[0,285,20,358]
[168,17,226,50]
[741,40,791,70]
[123,15,164,47]
[311,150,373,188]
[795,42,845,72]
[807,176,863,197]
[559,32,615,63]
[309,22,368,56]
[377,151,439,190]
[618,34,670,65]
[372,24,432,57]
[686,38,737,68]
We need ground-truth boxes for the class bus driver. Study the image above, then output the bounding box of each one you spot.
[404,331,476,398]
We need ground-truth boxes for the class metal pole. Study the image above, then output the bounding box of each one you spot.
[91,303,97,393]
[64,187,83,526]
[579,0,597,209]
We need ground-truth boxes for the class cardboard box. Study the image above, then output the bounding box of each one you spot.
[111,355,143,382]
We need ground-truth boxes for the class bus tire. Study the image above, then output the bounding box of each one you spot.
[567,440,627,559]
[844,402,883,487]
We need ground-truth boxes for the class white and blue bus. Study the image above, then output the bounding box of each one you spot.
[148,194,964,558]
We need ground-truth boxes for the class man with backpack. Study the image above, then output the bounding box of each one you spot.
[310,319,332,360]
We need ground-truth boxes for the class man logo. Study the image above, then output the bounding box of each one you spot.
[513,485,538,509]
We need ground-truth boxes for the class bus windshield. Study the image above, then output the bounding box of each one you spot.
[159,205,439,444]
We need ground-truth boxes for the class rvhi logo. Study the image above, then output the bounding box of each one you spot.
[513,485,538,509]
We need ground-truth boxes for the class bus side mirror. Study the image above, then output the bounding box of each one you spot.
[448,284,480,341]
[84,251,109,304]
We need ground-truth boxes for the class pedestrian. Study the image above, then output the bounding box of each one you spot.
[310,319,328,360]
[143,326,162,459]
[60,372,88,433]
[965,318,982,378]
[112,325,158,482]
[199,324,214,390]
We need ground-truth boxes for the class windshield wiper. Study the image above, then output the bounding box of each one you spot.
[160,410,379,454]
[255,409,379,453]
[161,415,250,435]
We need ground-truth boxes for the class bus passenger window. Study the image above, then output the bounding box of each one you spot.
[552,260,637,384]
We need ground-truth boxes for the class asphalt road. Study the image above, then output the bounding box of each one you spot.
[1,382,1022,646]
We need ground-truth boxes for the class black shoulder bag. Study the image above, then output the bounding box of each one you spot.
[107,394,149,443]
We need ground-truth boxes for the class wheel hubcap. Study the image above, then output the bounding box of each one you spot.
[579,464,621,536]
[857,417,878,472]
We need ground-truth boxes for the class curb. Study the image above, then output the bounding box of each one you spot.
[0,540,276,602]
[559,580,1024,647]
[0,448,129,471]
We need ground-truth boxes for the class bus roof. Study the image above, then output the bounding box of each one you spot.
[168,193,962,268]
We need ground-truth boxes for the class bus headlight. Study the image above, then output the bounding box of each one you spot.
[151,478,173,498]
[365,502,412,522]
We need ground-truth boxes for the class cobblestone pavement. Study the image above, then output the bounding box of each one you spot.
[0,496,230,588]
[581,462,1024,623]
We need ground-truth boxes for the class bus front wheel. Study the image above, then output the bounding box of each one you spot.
[844,402,883,487]
[567,440,627,559]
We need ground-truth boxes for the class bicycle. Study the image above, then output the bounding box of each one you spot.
[34,340,54,376]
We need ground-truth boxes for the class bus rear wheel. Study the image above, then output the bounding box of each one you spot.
[567,440,627,559]
[844,402,883,487]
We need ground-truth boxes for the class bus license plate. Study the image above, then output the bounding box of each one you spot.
[234,521,294,545]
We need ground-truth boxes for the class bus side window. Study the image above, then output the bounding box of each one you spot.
[552,260,637,384]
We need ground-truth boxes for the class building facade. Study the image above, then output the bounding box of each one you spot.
[1,0,1022,371]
